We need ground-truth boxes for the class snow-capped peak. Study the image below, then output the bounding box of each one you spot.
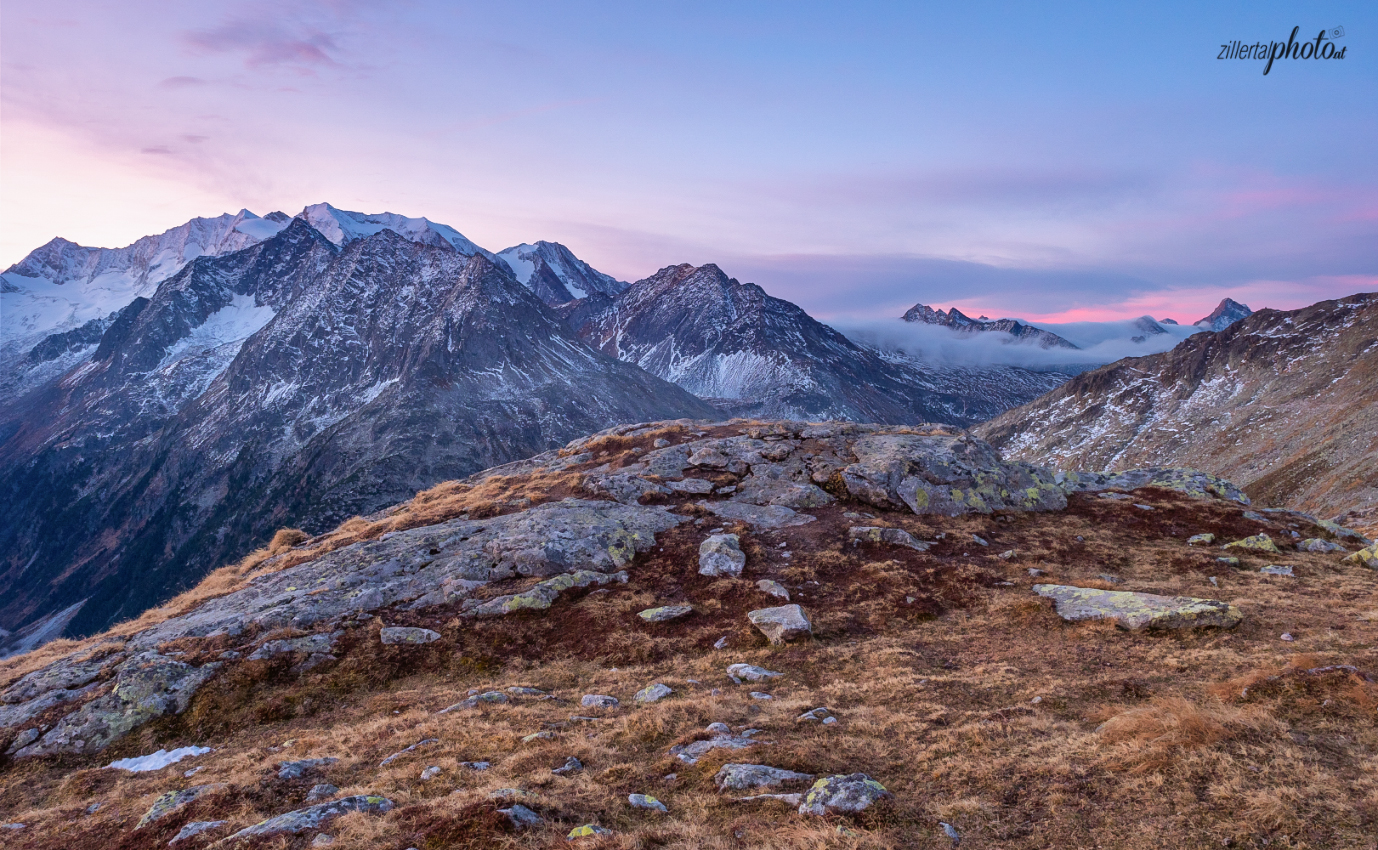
[295,203,495,259]
[494,241,627,306]
[1194,298,1253,332]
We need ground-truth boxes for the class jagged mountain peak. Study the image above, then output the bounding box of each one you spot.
[1194,297,1253,331]
[902,302,1079,350]
[495,241,627,306]
[295,202,495,259]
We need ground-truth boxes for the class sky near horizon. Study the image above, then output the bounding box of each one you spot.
[2,1,1374,323]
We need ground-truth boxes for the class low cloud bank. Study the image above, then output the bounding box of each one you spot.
[832,317,1204,373]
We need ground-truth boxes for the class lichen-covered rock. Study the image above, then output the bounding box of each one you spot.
[672,729,764,764]
[756,579,790,601]
[798,773,892,816]
[1260,565,1295,577]
[1224,534,1280,554]
[136,784,226,828]
[568,824,613,839]
[714,763,815,791]
[582,473,671,504]
[634,683,673,704]
[1296,538,1346,553]
[638,604,694,623]
[2,655,116,705]
[727,663,782,683]
[699,534,747,578]
[1033,585,1243,630]
[1187,533,1216,546]
[222,795,394,841]
[248,632,342,671]
[581,694,620,709]
[379,627,441,645]
[842,432,1066,516]
[747,605,812,644]
[464,570,628,617]
[628,793,668,812]
[1319,520,1373,547]
[848,526,930,551]
[1344,545,1378,569]
[1062,468,1249,504]
[16,653,220,757]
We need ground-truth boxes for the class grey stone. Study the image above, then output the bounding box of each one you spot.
[460,760,490,770]
[673,730,764,765]
[581,694,619,709]
[6,728,40,753]
[727,663,782,683]
[638,605,694,623]
[170,821,227,844]
[500,804,541,829]
[306,784,339,802]
[732,464,834,508]
[1062,468,1249,505]
[714,763,815,791]
[379,626,441,645]
[705,722,731,734]
[665,478,714,495]
[796,707,834,723]
[734,792,802,805]
[506,686,546,696]
[1297,538,1346,553]
[221,795,394,840]
[464,570,628,618]
[635,683,673,704]
[848,526,931,551]
[420,766,441,780]
[1033,585,1243,630]
[1260,565,1295,577]
[278,758,339,780]
[750,692,772,700]
[2,655,114,705]
[1187,533,1216,545]
[568,824,613,839]
[628,793,668,812]
[440,691,509,712]
[379,738,438,766]
[553,756,584,776]
[582,473,670,504]
[756,579,790,600]
[747,604,812,644]
[137,784,226,828]
[798,773,892,816]
[699,534,746,578]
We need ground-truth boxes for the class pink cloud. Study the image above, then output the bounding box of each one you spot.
[182,19,339,72]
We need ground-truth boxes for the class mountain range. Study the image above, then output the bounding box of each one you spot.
[0,205,1066,648]
[976,293,1377,533]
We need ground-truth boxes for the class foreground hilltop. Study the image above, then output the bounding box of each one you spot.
[1,419,1376,849]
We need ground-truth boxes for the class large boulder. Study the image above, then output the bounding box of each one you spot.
[1033,585,1243,631]
[798,773,892,816]
[699,534,747,578]
[747,605,812,645]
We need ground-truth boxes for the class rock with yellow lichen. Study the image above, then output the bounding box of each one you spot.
[1033,584,1243,631]
[1224,533,1281,554]
[1344,545,1378,569]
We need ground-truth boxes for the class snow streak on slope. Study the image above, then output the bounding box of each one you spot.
[496,242,627,305]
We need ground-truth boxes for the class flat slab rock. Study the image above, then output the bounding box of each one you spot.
[715,763,815,791]
[1034,584,1243,631]
[747,605,812,644]
[224,795,394,840]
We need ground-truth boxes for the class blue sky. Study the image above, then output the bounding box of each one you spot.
[1,1,1374,322]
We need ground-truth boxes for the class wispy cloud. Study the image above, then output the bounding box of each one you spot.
[158,76,208,89]
[182,19,340,72]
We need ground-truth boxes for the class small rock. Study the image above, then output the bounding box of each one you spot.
[460,760,491,770]
[1097,574,1122,584]
[379,626,441,645]
[1217,556,1241,567]
[1344,544,1378,569]
[278,758,340,780]
[137,784,227,828]
[1260,565,1295,577]
[727,663,783,683]
[221,796,395,841]
[1209,576,1219,587]
[756,579,790,601]
[86,803,101,814]
[796,707,833,723]
[628,793,668,812]
[500,804,542,829]
[848,526,931,551]
[749,692,772,700]
[652,438,671,448]
[706,722,731,734]
[747,604,812,644]
[971,534,989,546]
[638,605,694,623]
[522,731,556,743]
[440,691,510,712]
[635,683,673,704]
[940,821,962,845]
[1134,504,1155,511]
[1223,533,1280,554]
[1281,632,1295,641]
[568,824,612,839]
[1027,568,1047,577]
[379,738,438,766]
[713,636,730,650]
[506,686,546,696]
[420,766,441,780]
[1296,538,1346,553]
[306,784,339,802]
[171,821,228,844]
[798,773,892,816]
[553,756,584,776]
[998,549,1017,560]
[1187,533,1216,546]
[1242,510,1266,522]
[311,835,334,847]
[581,694,619,709]
[699,534,747,577]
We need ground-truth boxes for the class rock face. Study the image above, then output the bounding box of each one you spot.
[561,262,1068,424]
[747,605,813,644]
[0,215,716,647]
[1033,585,1243,631]
[798,773,892,816]
[977,294,1378,530]
[699,534,747,578]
